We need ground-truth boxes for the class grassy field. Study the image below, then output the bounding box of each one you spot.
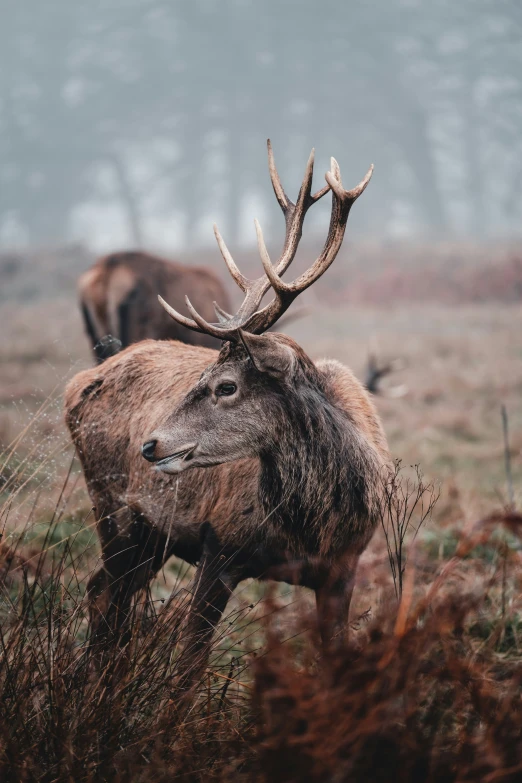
[0,244,521,780]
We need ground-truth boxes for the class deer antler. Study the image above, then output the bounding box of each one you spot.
[158,140,373,341]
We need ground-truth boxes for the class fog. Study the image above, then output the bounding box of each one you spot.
[1,0,521,252]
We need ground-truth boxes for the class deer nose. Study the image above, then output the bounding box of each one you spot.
[141,440,158,462]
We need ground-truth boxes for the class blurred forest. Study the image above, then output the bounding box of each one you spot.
[0,0,521,252]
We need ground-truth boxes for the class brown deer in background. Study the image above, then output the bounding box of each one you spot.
[65,141,389,679]
[78,251,232,361]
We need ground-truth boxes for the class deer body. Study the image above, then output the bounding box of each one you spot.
[66,338,386,561]
[66,140,388,677]
[79,251,231,362]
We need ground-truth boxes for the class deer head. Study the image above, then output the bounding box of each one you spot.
[142,140,373,474]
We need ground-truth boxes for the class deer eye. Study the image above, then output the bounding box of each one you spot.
[215,382,237,397]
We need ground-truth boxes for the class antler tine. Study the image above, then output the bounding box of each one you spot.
[242,161,374,334]
[213,301,233,323]
[158,294,238,342]
[268,139,330,216]
[255,218,280,291]
[157,295,203,334]
[158,291,240,342]
[310,152,332,203]
[213,224,249,293]
[184,296,239,342]
[293,146,315,216]
[267,140,330,280]
[326,160,373,204]
[329,156,341,186]
[267,138,289,212]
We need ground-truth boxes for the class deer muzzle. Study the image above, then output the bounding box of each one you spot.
[141,439,198,472]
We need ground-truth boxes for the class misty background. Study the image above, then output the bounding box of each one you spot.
[1,0,521,255]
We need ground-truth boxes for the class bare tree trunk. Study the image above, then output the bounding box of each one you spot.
[109,153,145,248]
[226,124,245,247]
[461,89,486,237]
[392,94,448,235]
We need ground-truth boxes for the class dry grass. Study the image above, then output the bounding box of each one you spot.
[1,241,521,780]
[1,493,522,781]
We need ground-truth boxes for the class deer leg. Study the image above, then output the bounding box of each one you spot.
[174,523,240,695]
[80,301,104,364]
[117,285,140,348]
[88,512,170,656]
[314,555,359,648]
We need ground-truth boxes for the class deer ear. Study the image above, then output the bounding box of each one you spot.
[238,331,295,379]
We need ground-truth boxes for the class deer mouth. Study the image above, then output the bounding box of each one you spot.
[155,443,197,473]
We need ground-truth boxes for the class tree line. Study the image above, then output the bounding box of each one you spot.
[0,0,520,249]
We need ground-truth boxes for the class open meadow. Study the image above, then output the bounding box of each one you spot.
[0,243,521,781]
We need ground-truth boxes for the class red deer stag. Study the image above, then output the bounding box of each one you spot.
[65,141,389,674]
[78,251,232,361]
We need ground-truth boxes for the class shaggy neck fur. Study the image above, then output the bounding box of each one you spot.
[257,359,383,558]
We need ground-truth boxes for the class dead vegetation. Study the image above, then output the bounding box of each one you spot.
[253,548,522,783]
[1,489,522,781]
